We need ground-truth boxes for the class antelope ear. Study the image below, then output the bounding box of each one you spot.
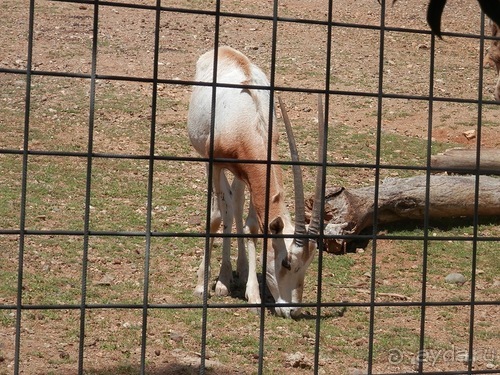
[269,216,284,234]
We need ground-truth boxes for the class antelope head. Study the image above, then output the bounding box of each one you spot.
[266,95,325,319]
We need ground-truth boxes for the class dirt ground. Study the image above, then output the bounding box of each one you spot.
[1,0,499,374]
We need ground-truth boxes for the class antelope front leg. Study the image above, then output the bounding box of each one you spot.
[244,203,261,307]
[232,178,248,283]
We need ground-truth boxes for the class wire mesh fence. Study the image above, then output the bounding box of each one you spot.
[0,0,499,374]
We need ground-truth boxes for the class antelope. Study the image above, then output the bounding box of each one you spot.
[187,46,324,318]
[485,19,500,100]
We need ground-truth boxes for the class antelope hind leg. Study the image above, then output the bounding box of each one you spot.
[214,171,234,297]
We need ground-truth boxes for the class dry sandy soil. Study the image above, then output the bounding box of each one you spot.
[0,0,499,374]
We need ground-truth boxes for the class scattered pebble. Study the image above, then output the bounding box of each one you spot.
[284,352,311,369]
[445,273,466,285]
[169,330,184,343]
[463,129,476,140]
[93,274,114,286]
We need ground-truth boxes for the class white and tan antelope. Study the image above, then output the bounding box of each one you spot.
[187,46,324,318]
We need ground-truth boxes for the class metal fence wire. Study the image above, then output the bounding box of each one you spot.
[0,0,499,374]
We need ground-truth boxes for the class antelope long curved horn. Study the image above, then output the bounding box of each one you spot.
[308,94,325,236]
[278,96,306,247]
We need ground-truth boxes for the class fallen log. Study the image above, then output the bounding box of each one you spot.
[430,148,500,175]
[305,175,500,254]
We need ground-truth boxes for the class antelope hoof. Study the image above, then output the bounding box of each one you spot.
[245,291,261,305]
[246,293,261,315]
[193,285,206,299]
[215,280,230,296]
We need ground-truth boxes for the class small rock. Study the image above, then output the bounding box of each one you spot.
[284,352,311,369]
[94,274,114,286]
[169,330,184,343]
[445,273,466,285]
[187,216,201,226]
[492,280,500,288]
[463,129,476,140]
